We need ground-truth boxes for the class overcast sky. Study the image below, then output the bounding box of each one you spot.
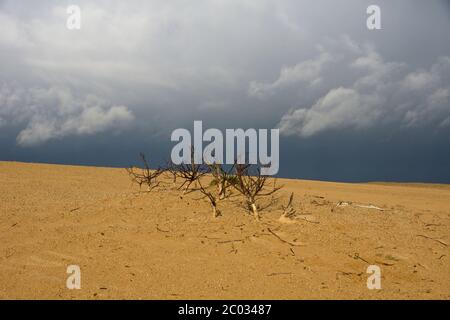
[1,0,449,182]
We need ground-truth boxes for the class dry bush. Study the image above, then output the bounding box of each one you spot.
[207,163,237,200]
[170,148,208,194]
[231,163,283,220]
[126,153,164,192]
[281,192,297,219]
[126,151,289,221]
[191,163,237,217]
[194,176,222,218]
[164,160,180,189]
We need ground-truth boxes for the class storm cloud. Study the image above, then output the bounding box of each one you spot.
[273,42,450,137]
[0,0,449,182]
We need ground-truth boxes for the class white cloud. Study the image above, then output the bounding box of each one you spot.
[249,50,333,98]
[401,71,436,91]
[351,48,405,89]
[279,87,382,137]
[271,38,450,137]
[0,83,134,146]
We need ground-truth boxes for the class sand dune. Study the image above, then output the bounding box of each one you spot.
[0,161,449,299]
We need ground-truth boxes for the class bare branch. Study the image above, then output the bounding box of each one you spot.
[230,163,283,220]
[281,192,297,219]
[195,177,221,218]
[126,153,163,192]
[171,147,209,194]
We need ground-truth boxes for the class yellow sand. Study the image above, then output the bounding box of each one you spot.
[0,161,449,299]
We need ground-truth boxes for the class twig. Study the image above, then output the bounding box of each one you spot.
[156,225,169,233]
[424,223,442,227]
[267,228,305,247]
[281,192,296,218]
[416,234,449,247]
[349,253,370,264]
[217,239,245,244]
[200,236,222,240]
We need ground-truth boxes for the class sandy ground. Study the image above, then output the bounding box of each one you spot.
[0,161,449,300]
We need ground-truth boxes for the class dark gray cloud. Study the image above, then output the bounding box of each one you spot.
[0,0,449,182]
